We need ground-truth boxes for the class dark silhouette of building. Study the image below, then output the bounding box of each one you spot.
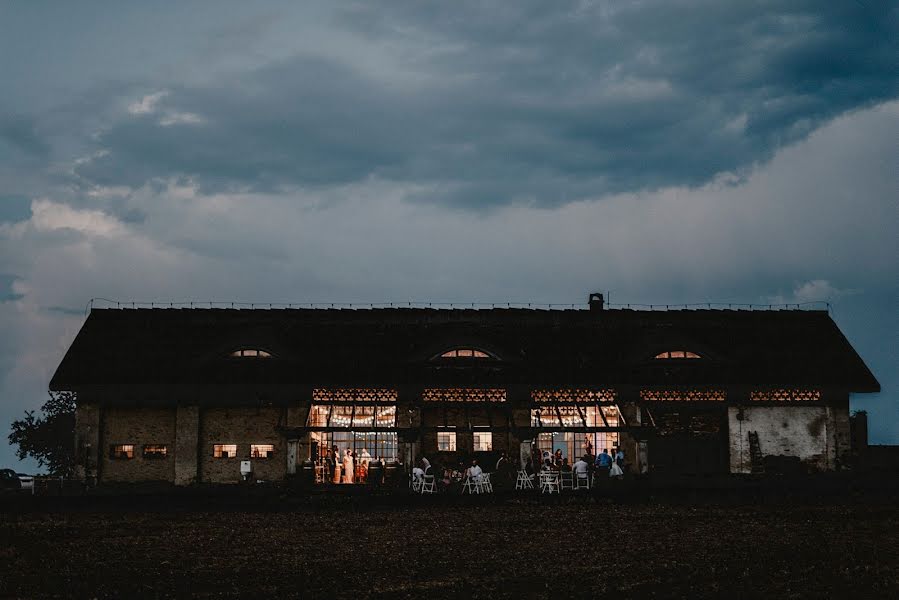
[50,294,879,485]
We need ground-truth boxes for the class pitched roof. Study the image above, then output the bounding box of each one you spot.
[49,307,880,392]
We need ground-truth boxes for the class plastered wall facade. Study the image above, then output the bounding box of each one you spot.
[728,406,840,473]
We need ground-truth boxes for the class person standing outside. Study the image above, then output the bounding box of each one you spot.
[595,448,612,479]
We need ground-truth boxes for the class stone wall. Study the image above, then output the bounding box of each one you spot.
[74,403,100,482]
[198,407,286,483]
[100,407,177,482]
[174,406,199,485]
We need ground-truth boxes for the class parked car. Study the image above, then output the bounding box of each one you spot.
[0,468,22,491]
[17,473,34,490]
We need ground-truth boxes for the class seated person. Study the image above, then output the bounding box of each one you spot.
[572,455,590,478]
[560,458,572,472]
[467,459,483,481]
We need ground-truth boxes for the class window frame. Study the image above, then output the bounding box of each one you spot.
[109,444,134,460]
[653,350,701,359]
[228,348,273,358]
[213,444,238,458]
[433,347,496,360]
[472,428,493,452]
[437,429,458,452]
[250,444,275,459]
[142,444,168,459]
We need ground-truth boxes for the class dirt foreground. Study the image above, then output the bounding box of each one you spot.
[2,494,898,598]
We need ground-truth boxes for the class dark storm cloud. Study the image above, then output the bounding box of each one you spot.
[62,0,897,207]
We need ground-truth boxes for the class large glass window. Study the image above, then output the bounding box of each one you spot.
[531,405,619,428]
[307,404,398,428]
[312,431,398,464]
[537,432,619,462]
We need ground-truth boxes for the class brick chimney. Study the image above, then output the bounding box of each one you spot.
[589,293,605,311]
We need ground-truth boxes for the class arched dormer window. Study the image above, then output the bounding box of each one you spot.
[229,348,273,358]
[653,350,701,359]
[435,348,494,359]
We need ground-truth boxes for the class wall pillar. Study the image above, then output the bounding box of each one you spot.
[174,405,200,486]
[74,403,101,484]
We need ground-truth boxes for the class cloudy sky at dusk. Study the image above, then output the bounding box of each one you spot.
[1,1,896,470]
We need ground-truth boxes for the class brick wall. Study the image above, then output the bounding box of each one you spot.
[199,407,286,483]
[101,407,176,482]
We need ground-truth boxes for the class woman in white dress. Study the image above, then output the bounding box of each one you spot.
[343,448,355,484]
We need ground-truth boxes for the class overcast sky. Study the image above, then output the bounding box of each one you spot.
[1,1,896,471]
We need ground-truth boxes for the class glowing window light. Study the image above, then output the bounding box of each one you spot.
[531,406,620,428]
[213,444,237,458]
[229,348,272,358]
[142,444,168,459]
[438,348,492,359]
[653,350,701,359]
[437,430,457,451]
[250,444,274,458]
[109,444,134,459]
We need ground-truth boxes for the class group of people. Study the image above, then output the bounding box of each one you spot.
[323,444,379,484]
[412,454,518,492]
[525,446,627,482]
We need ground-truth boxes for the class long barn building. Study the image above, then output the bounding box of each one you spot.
[50,295,879,485]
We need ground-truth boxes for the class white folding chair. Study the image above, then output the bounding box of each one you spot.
[515,470,530,490]
[575,471,590,490]
[480,473,493,493]
[421,473,436,494]
[410,473,423,493]
[560,471,574,491]
[539,471,559,494]
[462,476,479,494]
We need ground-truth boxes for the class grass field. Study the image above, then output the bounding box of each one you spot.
[2,492,898,598]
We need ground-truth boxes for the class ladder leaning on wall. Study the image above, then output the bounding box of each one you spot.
[748,431,765,474]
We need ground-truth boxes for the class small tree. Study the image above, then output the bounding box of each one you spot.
[8,390,76,476]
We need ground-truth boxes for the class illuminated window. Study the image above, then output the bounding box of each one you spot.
[307,404,397,428]
[422,388,506,402]
[109,444,134,459]
[473,429,493,452]
[250,444,274,458]
[437,430,457,451]
[437,348,492,359]
[213,444,237,458]
[531,405,620,428]
[537,432,619,461]
[229,348,272,358]
[653,350,701,359]
[142,445,168,459]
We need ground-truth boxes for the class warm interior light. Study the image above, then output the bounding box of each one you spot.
[653,350,701,359]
